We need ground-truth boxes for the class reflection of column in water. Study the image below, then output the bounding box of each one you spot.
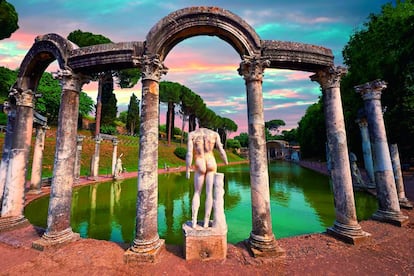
[110,182,114,216]
[114,181,122,207]
[89,185,97,237]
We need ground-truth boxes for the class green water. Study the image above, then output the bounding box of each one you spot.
[25,161,378,244]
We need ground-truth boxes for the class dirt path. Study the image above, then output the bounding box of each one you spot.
[1,162,413,275]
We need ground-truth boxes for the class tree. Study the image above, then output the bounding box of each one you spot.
[234,132,249,148]
[217,117,238,148]
[118,111,128,124]
[341,0,414,160]
[126,93,140,135]
[159,81,181,145]
[265,119,286,134]
[100,73,117,126]
[0,66,17,101]
[0,0,18,40]
[296,100,326,159]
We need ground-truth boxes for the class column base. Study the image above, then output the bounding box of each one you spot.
[399,198,413,209]
[124,236,165,263]
[27,188,42,195]
[245,232,285,258]
[372,209,409,227]
[32,227,80,251]
[0,216,30,232]
[326,221,371,245]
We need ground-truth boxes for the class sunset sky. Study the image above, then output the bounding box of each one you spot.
[0,0,393,135]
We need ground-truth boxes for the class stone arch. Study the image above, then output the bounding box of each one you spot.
[16,33,75,91]
[145,6,261,60]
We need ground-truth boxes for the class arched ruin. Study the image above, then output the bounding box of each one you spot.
[0,6,406,262]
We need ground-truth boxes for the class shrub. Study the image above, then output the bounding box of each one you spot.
[226,139,241,149]
[100,124,118,135]
[174,147,187,160]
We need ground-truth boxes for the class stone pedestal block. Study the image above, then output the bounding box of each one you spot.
[124,239,165,263]
[32,227,80,251]
[183,221,227,261]
[372,210,408,227]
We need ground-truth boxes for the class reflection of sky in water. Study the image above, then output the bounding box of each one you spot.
[25,161,377,245]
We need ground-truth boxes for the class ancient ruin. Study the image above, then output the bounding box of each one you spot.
[0,6,406,262]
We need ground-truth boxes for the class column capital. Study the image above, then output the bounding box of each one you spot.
[310,66,347,90]
[238,55,270,82]
[77,135,85,143]
[355,117,368,128]
[112,139,119,146]
[354,79,387,101]
[9,88,35,108]
[52,67,91,92]
[138,55,168,82]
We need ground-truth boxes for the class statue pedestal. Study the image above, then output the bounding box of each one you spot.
[182,221,227,261]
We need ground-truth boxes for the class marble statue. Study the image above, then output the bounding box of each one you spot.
[349,152,365,187]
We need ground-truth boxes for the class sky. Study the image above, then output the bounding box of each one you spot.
[0,0,394,136]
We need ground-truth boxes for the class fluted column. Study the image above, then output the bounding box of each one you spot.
[111,139,118,176]
[355,80,408,226]
[0,101,16,213]
[389,144,412,209]
[125,55,167,263]
[28,124,48,194]
[238,55,284,257]
[0,88,35,231]
[32,68,89,250]
[74,135,85,183]
[311,66,370,244]
[355,117,375,188]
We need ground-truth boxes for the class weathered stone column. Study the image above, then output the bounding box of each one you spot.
[355,80,408,226]
[90,136,102,180]
[74,135,85,183]
[389,144,412,209]
[111,139,118,176]
[355,117,376,188]
[124,55,167,263]
[0,101,16,213]
[238,55,284,257]
[32,69,89,250]
[0,88,35,231]
[28,125,48,194]
[311,66,370,244]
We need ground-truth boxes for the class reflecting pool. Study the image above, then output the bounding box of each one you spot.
[25,161,378,244]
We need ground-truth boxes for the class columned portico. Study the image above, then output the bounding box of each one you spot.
[32,69,89,250]
[311,66,370,244]
[124,55,167,263]
[238,55,284,256]
[0,88,35,232]
[355,117,376,188]
[355,80,408,226]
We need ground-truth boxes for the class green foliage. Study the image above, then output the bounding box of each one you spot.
[296,100,326,159]
[118,111,127,124]
[173,147,187,160]
[341,0,414,159]
[34,72,94,125]
[116,68,141,89]
[226,139,241,149]
[281,128,298,143]
[67,29,112,46]
[100,124,118,135]
[126,93,140,135]
[0,0,18,40]
[265,119,286,134]
[234,132,249,148]
[0,112,7,125]
[100,73,117,126]
[0,66,17,101]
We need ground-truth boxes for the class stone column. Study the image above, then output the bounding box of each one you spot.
[0,101,16,213]
[311,66,370,244]
[32,69,89,250]
[111,139,118,176]
[90,136,102,180]
[74,135,85,183]
[355,80,408,226]
[238,55,284,257]
[389,144,412,209]
[355,117,375,188]
[124,55,167,263]
[28,125,48,194]
[0,89,35,231]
